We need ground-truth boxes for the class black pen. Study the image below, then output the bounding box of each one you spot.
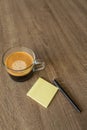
[53,79,81,113]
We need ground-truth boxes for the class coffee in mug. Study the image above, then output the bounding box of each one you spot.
[2,46,45,82]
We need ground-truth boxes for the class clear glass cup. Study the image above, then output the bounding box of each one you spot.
[2,46,45,82]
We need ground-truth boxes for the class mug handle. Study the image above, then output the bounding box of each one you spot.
[33,59,45,72]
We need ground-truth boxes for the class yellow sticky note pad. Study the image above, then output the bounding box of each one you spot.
[27,78,59,108]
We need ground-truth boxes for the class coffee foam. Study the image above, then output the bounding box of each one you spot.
[12,60,27,70]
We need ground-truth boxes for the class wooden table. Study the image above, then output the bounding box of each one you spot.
[0,0,87,130]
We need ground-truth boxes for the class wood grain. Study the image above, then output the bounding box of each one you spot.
[0,0,87,130]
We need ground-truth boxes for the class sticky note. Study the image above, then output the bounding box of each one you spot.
[27,78,59,108]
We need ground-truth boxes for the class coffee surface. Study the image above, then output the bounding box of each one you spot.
[5,52,34,76]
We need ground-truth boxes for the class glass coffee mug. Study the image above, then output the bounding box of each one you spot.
[2,46,45,82]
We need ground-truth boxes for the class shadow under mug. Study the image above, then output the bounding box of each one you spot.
[2,46,45,82]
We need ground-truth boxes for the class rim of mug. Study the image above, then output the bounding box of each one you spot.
[2,46,36,72]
